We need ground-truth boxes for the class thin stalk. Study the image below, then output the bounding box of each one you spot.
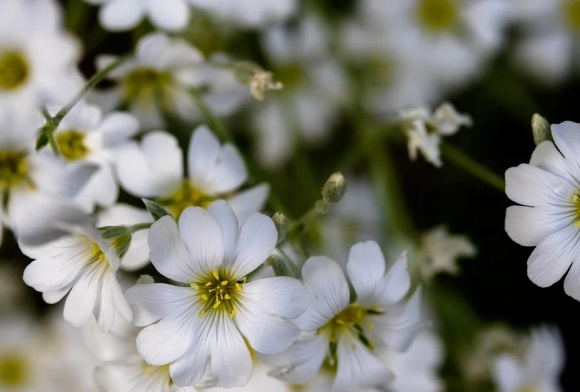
[441,142,505,193]
[190,88,232,143]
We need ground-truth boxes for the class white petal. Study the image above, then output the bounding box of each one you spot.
[63,266,103,327]
[334,333,392,390]
[100,0,145,31]
[147,0,190,31]
[230,213,277,278]
[262,333,328,384]
[293,256,350,332]
[564,260,580,301]
[527,225,577,288]
[347,241,385,304]
[99,112,140,146]
[169,322,211,386]
[551,121,580,168]
[227,183,270,223]
[178,207,226,275]
[115,132,182,198]
[208,200,239,264]
[235,277,308,355]
[530,141,572,179]
[148,216,201,283]
[505,205,570,247]
[373,251,411,306]
[125,283,193,327]
[371,288,423,351]
[505,164,570,207]
[210,315,253,387]
[492,355,525,392]
[187,125,247,195]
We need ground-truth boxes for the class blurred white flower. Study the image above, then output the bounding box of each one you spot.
[492,326,564,392]
[417,225,477,279]
[263,242,422,390]
[505,121,580,301]
[401,102,472,167]
[251,15,347,167]
[0,312,99,391]
[188,0,297,28]
[126,201,309,387]
[96,33,203,128]
[20,218,133,331]
[85,0,190,31]
[0,111,96,248]
[47,100,139,211]
[0,0,81,116]
[116,125,269,222]
[509,0,580,84]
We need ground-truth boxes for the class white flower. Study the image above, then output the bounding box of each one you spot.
[48,100,139,211]
[126,201,310,387]
[0,111,96,248]
[359,0,510,91]
[0,0,81,116]
[417,225,477,279]
[263,242,422,390]
[116,125,269,222]
[509,0,580,84]
[188,0,297,28]
[85,0,190,31]
[492,326,564,392]
[96,33,203,128]
[251,15,347,167]
[505,121,580,300]
[401,102,472,167]
[20,218,133,331]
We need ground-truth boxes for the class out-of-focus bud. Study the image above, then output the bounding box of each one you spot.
[322,172,346,204]
[531,113,552,145]
[142,198,170,221]
[266,248,299,278]
[272,212,288,244]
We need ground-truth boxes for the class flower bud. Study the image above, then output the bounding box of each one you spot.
[322,172,346,204]
[272,212,288,244]
[531,113,552,146]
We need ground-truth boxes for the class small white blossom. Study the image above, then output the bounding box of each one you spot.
[417,225,477,279]
[116,125,269,222]
[85,0,190,32]
[401,102,472,167]
[20,218,133,331]
[126,201,310,387]
[505,121,580,300]
[492,326,564,392]
[0,0,81,116]
[188,0,297,28]
[263,242,422,390]
[96,33,203,128]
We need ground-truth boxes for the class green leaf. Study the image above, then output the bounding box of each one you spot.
[142,198,171,221]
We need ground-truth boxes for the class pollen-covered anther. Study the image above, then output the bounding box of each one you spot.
[191,271,245,318]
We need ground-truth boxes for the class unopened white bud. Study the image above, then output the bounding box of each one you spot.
[322,172,346,204]
[531,113,552,145]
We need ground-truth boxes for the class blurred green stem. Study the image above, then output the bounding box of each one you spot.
[441,143,505,193]
[190,88,232,143]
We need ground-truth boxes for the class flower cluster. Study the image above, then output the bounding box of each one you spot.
[1,0,576,391]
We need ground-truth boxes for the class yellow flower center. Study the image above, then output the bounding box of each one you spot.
[191,270,245,318]
[518,386,535,392]
[121,67,174,110]
[0,150,32,194]
[158,180,216,219]
[318,303,381,366]
[0,51,29,91]
[55,130,89,161]
[572,194,580,227]
[0,352,28,388]
[416,0,458,33]
[563,0,580,31]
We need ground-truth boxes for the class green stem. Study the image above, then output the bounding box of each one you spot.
[441,143,505,193]
[40,55,131,154]
[190,88,232,143]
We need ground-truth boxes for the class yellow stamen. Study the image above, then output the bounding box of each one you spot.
[201,294,208,301]
[213,300,221,309]
[212,271,220,280]
[221,280,228,286]
[190,283,199,289]
[224,294,231,300]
